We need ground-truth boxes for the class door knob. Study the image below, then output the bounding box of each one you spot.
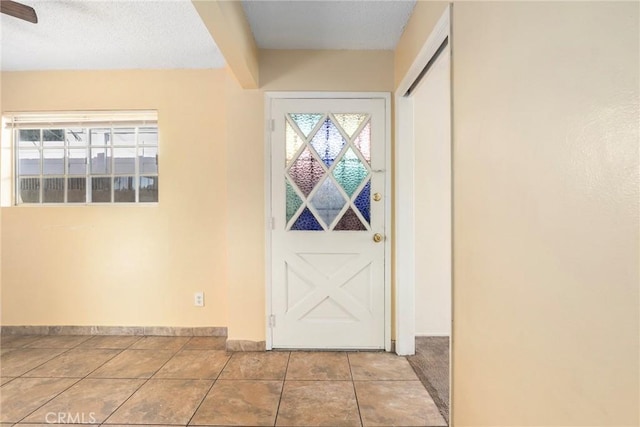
[373,192,382,202]
[373,233,383,243]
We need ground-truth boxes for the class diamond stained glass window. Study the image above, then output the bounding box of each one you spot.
[334,207,366,231]
[310,179,346,227]
[290,113,323,138]
[286,180,303,223]
[310,118,346,167]
[286,121,305,165]
[286,111,373,232]
[333,147,368,197]
[288,147,325,197]
[353,122,371,164]
[333,113,367,138]
[354,180,371,224]
[291,207,323,231]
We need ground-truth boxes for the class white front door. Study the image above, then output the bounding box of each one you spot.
[269,96,388,349]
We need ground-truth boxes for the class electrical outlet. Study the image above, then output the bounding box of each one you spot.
[194,292,204,307]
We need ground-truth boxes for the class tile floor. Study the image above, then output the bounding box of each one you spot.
[0,335,447,427]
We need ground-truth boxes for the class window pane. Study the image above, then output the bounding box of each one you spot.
[310,118,346,167]
[332,147,367,197]
[67,177,86,203]
[114,177,135,202]
[114,147,136,174]
[290,113,323,138]
[66,128,87,147]
[139,146,158,174]
[290,207,323,231]
[333,113,367,138]
[90,128,111,146]
[90,148,112,174]
[139,127,158,145]
[18,129,40,147]
[288,147,324,197]
[91,177,111,203]
[43,149,65,175]
[68,148,87,175]
[18,149,41,175]
[113,128,136,146]
[42,129,65,147]
[43,177,65,203]
[285,121,304,165]
[19,177,40,203]
[310,178,346,227]
[334,207,367,231]
[139,176,158,202]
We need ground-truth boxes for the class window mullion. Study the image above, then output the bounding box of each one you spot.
[39,130,43,204]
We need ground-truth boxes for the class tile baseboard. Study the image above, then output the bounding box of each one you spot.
[0,325,228,337]
[226,339,266,352]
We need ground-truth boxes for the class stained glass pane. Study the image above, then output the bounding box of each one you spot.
[288,147,324,197]
[310,118,346,167]
[310,179,346,227]
[286,180,303,223]
[334,113,367,138]
[353,122,371,164]
[286,121,305,165]
[291,207,323,231]
[334,207,367,231]
[290,113,323,138]
[333,148,368,197]
[354,180,371,224]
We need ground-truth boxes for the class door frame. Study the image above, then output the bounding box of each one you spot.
[394,6,451,356]
[264,92,392,351]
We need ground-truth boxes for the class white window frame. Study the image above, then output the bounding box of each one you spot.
[3,111,159,206]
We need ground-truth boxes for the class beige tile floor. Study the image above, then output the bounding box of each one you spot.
[0,335,447,427]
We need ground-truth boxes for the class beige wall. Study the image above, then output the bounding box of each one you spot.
[1,70,229,327]
[394,1,448,89]
[451,2,638,425]
[0,50,395,341]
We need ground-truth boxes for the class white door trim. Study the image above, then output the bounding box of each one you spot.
[394,5,451,356]
[264,92,392,351]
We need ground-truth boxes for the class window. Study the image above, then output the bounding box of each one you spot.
[8,112,158,204]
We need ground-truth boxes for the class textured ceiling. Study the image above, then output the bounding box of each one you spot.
[242,0,416,50]
[0,0,225,71]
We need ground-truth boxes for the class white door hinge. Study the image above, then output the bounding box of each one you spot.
[271,217,275,229]
[270,119,275,131]
[268,314,276,328]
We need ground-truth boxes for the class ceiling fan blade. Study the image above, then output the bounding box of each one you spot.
[1,0,38,24]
